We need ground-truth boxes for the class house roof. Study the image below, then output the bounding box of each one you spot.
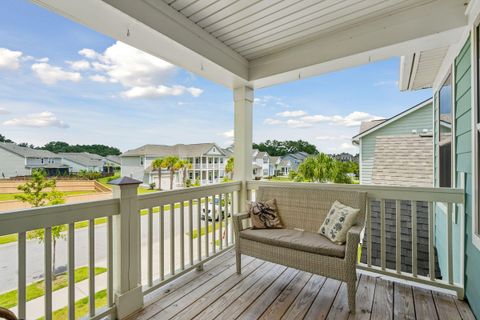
[361,200,441,279]
[255,151,268,159]
[121,143,226,157]
[371,135,433,187]
[399,46,450,91]
[352,98,433,142]
[60,153,103,167]
[106,155,121,165]
[269,156,280,164]
[284,152,309,161]
[0,142,58,158]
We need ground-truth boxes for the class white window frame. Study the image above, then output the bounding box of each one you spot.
[472,24,480,249]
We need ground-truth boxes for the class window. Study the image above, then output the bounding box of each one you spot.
[140,157,144,166]
[438,74,452,188]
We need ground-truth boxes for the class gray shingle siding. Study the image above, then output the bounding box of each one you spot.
[360,102,433,184]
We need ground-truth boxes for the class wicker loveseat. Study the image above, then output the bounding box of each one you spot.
[233,185,367,313]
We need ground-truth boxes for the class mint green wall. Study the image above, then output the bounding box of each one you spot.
[455,38,480,319]
[434,36,480,318]
[360,102,433,184]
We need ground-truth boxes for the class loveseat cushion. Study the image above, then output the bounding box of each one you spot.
[239,228,345,258]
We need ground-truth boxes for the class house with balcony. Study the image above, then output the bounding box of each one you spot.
[0,142,68,178]
[2,1,480,320]
[120,143,227,188]
[252,149,270,179]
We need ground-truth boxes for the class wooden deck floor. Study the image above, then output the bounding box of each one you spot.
[131,250,475,320]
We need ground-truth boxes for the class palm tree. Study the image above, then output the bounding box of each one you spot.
[175,159,192,187]
[225,157,234,179]
[162,156,180,190]
[151,158,164,190]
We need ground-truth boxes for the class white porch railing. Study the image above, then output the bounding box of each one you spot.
[137,181,240,295]
[246,180,465,297]
[0,179,465,319]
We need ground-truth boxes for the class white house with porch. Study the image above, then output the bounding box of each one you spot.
[120,143,227,188]
[2,1,480,320]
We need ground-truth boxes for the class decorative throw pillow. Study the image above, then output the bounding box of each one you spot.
[247,199,283,229]
[318,200,359,244]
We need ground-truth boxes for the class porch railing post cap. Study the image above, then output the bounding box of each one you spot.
[108,176,142,186]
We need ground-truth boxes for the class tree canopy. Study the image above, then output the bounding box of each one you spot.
[41,141,121,156]
[291,153,354,184]
[253,140,318,156]
[0,134,14,143]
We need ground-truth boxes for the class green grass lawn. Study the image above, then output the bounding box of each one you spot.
[38,289,107,320]
[0,266,107,309]
[0,191,98,202]
[269,176,292,182]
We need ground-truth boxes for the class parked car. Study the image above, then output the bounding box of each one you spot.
[201,197,231,221]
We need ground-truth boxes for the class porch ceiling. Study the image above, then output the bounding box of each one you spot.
[34,0,468,89]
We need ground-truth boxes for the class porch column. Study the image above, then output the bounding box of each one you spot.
[233,86,253,211]
[109,177,143,319]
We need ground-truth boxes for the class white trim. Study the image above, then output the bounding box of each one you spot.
[452,62,458,224]
[471,24,480,250]
[359,139,363,184]
[352,98,433,141]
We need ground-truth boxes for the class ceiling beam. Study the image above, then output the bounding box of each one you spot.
[32,0,249,88]
[248,0,467,88]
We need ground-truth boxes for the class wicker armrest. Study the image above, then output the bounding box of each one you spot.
[233,212,250,232]
[345,225,364,263]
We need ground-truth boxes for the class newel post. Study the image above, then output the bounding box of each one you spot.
[233,86,254,211]
[109,177,143,319]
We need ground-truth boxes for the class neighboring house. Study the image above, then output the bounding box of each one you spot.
[351,98,437,278]
[105,155,121,173]
[352,98,433,186]
[120,143,227,188]
[330,152,357,162]
[59,153,104,173]
[0,142,68,178]
[252,149,272,179]
[282,152,309,171]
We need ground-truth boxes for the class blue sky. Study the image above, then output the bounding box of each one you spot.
[0,0,431,154]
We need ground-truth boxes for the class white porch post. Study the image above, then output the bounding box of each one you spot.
[109,177,143,319]
[233,86,254,212]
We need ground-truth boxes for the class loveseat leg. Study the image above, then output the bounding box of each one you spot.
[347,280,356,314]
[236,250,241,274]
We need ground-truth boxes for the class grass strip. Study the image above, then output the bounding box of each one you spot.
[0,266,106,309]
[38,289,107,320]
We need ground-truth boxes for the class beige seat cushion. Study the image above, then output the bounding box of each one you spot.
[239,228,345,258]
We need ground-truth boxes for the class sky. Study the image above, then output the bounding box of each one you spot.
[0,0,432,154]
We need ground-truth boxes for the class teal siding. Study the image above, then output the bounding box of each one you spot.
[434,37,480,318]
[360,102,433,184]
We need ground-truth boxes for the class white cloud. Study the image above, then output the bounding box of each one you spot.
[263,118,282,125]
[121,85,203,99]
[374,80,399,87]
[31,63,82,85]
[3,111,69,128]
[0,48,23,70]
[78,48,101,60]
[276,110,307,117]
[67,60,90,71]
[286,119,312,128]
[219,130,234,138]
[315,135,350,141]
[0,107,9,114]
[78,41,204,99]
[89,74,108,83]
[301,111,381,127]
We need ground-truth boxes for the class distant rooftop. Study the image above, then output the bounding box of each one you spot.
[0,142,58,158]
[121,143,225,157]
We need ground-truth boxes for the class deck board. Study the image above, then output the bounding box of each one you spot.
[135,250,474,320]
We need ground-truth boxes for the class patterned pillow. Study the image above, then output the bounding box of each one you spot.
[318,200,359,244]
[247,199,283,229]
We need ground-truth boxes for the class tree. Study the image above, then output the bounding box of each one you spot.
[162,156,180,190]
[151,158,164,190]
[42,141,121,156]
[253,140,319,156]
[292,153,353,184]
[15,170,66,279]
[175,159,192,187]
[225,157,234,179]
[0,134,14,143]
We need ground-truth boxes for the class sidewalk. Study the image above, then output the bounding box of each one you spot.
[10,273,108,320]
